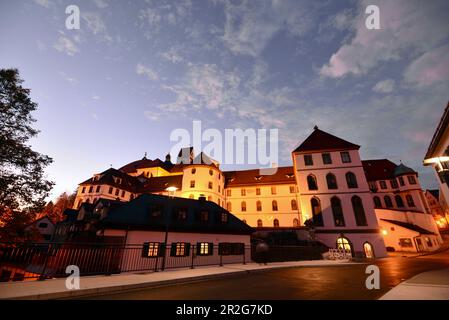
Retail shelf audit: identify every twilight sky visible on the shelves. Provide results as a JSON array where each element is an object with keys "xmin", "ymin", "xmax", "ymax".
[{"xmin": 1, "ymin": 0, "xmax": 449, "ymax": 199}]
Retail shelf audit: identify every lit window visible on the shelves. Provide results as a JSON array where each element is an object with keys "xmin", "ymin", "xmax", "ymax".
[
  {"xmin": 336, "ymin": 237, "xmax": 351, "ymax": 254},
  {"xmin": 171, "ymin": 242, "xmax": 189, "ymax": 257},
  {"xmin": 197, "ymin": 242, "xmax": 213, "ymax": 256}
]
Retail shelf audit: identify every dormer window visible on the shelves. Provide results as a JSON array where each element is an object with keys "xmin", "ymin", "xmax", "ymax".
[
  {"xmin": 285, "ymin": 174, "xmax": 294, "ymax": 178},
  {"xmin": 255, "ymin": 175, "xmax": 262, "ymax": 181}
]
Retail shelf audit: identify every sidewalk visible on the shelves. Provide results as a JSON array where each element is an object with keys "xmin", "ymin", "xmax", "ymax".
[
  {"xmin": 380, "ymin": 268, "xmax": 449, "ymax": 300},
  {"xmin": 0, "ymin": 260, "xmax": 353, "ymax": 300}
]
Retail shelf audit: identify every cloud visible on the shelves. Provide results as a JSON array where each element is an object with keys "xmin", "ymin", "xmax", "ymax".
[
  {"xmin": 136, "ymin": 63, "xmax": 159, "ymax": 81},
  {"xmin": 404, "ymin": 44, "xmax": 449, "ymax": 87},
  {"xmin": 93, "ymin": 0, "xmax": 108, "ymax": 9},
  {"xmin": 160, "ymin": 47, "xmax": 183, "ymax": 63},
  {"xmin": 221, "ymin": 0, "xmax": 312, "ymax": 57},
  {"xmin": 53, "ymin": 36, "xmax": 79, "ymax": 56},
  {"xmin": 372, "ymin": 79, "xmax": 395, "ymax": 93},
  {"xmin": 320, "ymin": 0, "xmax": 449, "ymax": 78},
  {"xmin": 34, "ymin": 0, "xmax": 50, "ymax": 8},
  {"xmin": 82, "ymin": 12, "xmax": 107, "ymax": 35}
]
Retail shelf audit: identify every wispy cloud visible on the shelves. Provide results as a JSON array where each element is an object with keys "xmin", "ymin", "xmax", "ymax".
[
  {"xmin": 136, "ymin": 63, "xmax": 159, "ymax": 81},
  {"xmin": 372, "ymin": 79, "xmax": 395, "ymax": 93},
  {"xmin": 53, "ymin": 36, "xmax": 79, "ymax": 56}
]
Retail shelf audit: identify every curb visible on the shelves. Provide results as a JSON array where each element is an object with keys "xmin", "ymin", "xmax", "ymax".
[{"xmin": 5, "ymin": 262, "xmax": 356, "ymax": 300}]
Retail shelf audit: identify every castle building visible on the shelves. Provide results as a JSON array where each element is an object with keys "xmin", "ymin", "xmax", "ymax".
[{"xmin": 72, "ymin": 127, "xmax": 441, "ymax": 257}]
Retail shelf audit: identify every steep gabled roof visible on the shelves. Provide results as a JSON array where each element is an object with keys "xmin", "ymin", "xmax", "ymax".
[
  {"xmin": 79, "ymin": 168, "xmax": 144, "ymax": 192},
  {"xmin": 139, "ymin": 175, "xmax": 183, "ymax": 193},
  {"xmin": 224, "ymin": 166, "xmax": 295, "ymax": 187},
  {"xmin": 119, "ymin": 157, "xmax": 172, "ymax": 174},
  {"xmin": 362, "ymin": 159, "xmax": 397, "ymax": 181},
  {"xmin": 293, "ymin": 127, "xmax": 360, "ymax": 153},
  {"xmin": 381, "ymin": 219, "xmax": 436, "ymax": 235},
  {"xmin": 394, "ymin": 163, "xmax": 417, "ymax": 177}
]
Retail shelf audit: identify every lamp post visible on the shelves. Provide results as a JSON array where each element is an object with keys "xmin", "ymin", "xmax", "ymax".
[{"xmin": 161, "ymin": 186, "xmax": 178, "ymax": 271}]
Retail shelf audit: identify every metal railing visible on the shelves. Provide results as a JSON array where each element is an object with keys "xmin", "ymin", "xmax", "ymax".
[{"xmin": 0, "ymin": 242, "xmax": 325, "ymax": 282}]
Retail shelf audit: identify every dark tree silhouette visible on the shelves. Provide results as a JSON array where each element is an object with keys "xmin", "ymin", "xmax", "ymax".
[{"xmin": 0, "ymin": 69, "xmax": 54, "ymax": 239}]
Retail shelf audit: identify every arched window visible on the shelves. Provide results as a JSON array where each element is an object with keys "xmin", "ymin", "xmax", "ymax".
[
  {"xmin": 384, "ymin": 195, "xmax": 393, "ymax": 208},
  {"xmin": 326, "ymin": 173, "xmax": 338, "ymax": 189},
  {"xmin": 307, "ymin": 175, "xmax": 318, "ymax": 190},
  {"xmin": 406, "ymin": 195, "xmax": 415, "ymax": 207},
  {"xmin": 85, "ymin": 198, "xmax": 90, "ymax": 204},
  {"xmin": 272, "ymin": 200, "xmax": 278, "ymax": 211},
  {"xmin": 291, "ymin": 199, "xmax": 298, "ymax": 211},
  {"xmin": 395, "ymin": 195, "xmax": 404, "ymax": 208},
  {"xmin": 226, "ymin": 202, "xmax": 231, "ymax": 211},
  {"xmin": 242, "ymin": 219, "xmax": 246, "ymax": 224},
  {"xmin": 331, "ymin": 197, "xmax": 345, "ymax": 227},
  {"xmin": 310, "ymin": 197, "xmax": 323, "ymax": 226},
  {"xmin": 256, "ymin": 201, "xmax": 262, "ymax": 211},
  {"xmin": 191, "ymin": 168, "xmax": 196, "ymax": 174},
  {"xmin": 207, "ymin": 196, "xmax": 212, "ymax": 201},
  {"xmin": 363, "ymin": 242, "xmax": 374, "ymax": 258},
  {"xmin": 241, "ymin": 201, "xmax": 246, "ymax": 212},
  {"xmin": 257, "ymin": 219, "xmax": 262, "ymax": 227},
  {"xmin": 293, "ymin": 218, "xmax": 299, "ymax": 227},
  {"xmin": 336, "ymin": 237, "xmax": 352, "ymax": 255},
  {"xmin": 189, "ymin": 194, "xmax": 194, "ymax": 199},
  {"xmin": 345, "ymin": 172, "xmax": 358, "ymax": 188},
  {"xmin": 352, "ymin": 196, "xmax": 367, "ymax": 226},
  {"xmin": 373, "ymin": 196, "xmax": 381, "ymax": 208},
  {"xmin": 273, "ymin": 219, "xmax": 279, "ymax": 227}
]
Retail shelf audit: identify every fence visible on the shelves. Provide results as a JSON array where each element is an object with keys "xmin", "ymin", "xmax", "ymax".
[{"xmin": 0, "ymin": 242, "xmax": 325, "ymax": 282}]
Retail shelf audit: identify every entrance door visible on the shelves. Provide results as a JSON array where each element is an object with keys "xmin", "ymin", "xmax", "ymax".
[{"xmin": 363, "ymin": 242, "xmax": 374, "ymax": 258}]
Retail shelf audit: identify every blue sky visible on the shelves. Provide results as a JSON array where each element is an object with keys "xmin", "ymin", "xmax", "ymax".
[{"xmin": 1, "ymin": 0, "xmax": 448, "ymax": 199}]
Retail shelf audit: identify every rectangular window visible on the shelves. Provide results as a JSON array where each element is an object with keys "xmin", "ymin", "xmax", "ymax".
[
  {"xmin": 197, "ymin": 242, "xmax": 213, "ymax": 256},
  {"xmin": 271, "ymin": 187, "xmax": 276, "ymax": 195},
  {"xmin": 390, "ymin": 179, "xmax": 398, "ymax": 189},
  {"xmin": 227, "ymin": 189, "xmax": 231, "ymax": 196},
  {"xmin": 208, "ymin": 182, "xmax": 213, "ymax": 189},
  {"xmin": 398, "ymin": 176, "xmax": 405, "ymax": 186},
  {"xmin": 81, "ymin": 186, "xmax": 86, "ymax": 193},
  {"xmin": 218, "ymin": 243, "xmax": 245, "ymax": 255},
  {"xmin": 142, "ymin": 242, "xmax": 162, "ymax": 257},
  {"xmin": 399, "ymin": 238, "xmax": 413, "ymax": 247},
  {"xmin": 221, "ymin": 212, "xmax": 228, "ymax": 223},
  {"xmin": 89, "ymin": 186, "xmax": 93, "ymax": 193},
  {"xmin": 425, "ymin": 237, "xmax": 433, "ymax": 247},
  {"xmin": 108, "ymin": 187, "xmax": 113, "ymax": 194},
  {"xmin": 340, "ymin": 152, "xmax": 351, "ymax": 163},
  {"xmin": 322, "ymin": 153, "xmax": 332, "ymax": 164},
  {"xmin": 304, "ymin": 155, "xmax": 313, "ymax": 166},
  {"xmin": 379, "ymin": 181, "xmax": 387, "ymax": 189},
  {"xmin": 121, "ymin": 190, "xmax": 126, "ymax": 197},
  {"xmin": 218, "ymin": 185, "xmax": 221, "ymax": 193},
  {"xmin": 115, "ymin": 189, "xmax": 119, "ymax": 196},
  {"xmin": 190, "ymin": 180, "xmax": 195, "ymax": 188},
  {"xmin": 96, "ymin": 185, "xmax": 101, "ymax": 193},
  {"xmin": 407, "ymin": 175, "xmax": 417, "ymax": 185},
  {"xmin": 289, "ymin": 186, "xmax": 296, "ymax": 193},
  {"xmin": 170, "ymin": 242, "xmax": 190, "ymax": 257},
  {"xmin": 149, "ymin": 205, "xmax": 162, "ymax": 218},
  {"xmin": 200, "ymin": 210, "xmax": 208, "ymax": 222},
  {"xmin": 256, "ymin": 188, "xmax": 261, "ymax": 195},
  {"xmin": 174, "ymin": 208, "xmax": 187, "ymax": 221},
  {"xmin": 241, "ymin": 189, "xmax": 246, "ymax": 196}
]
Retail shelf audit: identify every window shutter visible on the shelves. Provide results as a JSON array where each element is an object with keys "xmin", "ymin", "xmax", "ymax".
[
  {"xmin": 170, "ymin": 243, "xmax": 177, "ymax": 256},
  {"xmin": 185, "ymin": 243, "xmax": 191, "ymax": 256},
  {"xmin": 142, "ymin": 242, "xmax": 149, "ymax": 258},
  {"xmin": 158, "ymin": 243, "xmax": 166, "ymax": 257},
  {"xmin": 196, "ymin": 243, "xmax": 201, "ymax": 255},
  {"xmin": 208, "ymin": 243, "xmax": 214, "ymax": 256}
]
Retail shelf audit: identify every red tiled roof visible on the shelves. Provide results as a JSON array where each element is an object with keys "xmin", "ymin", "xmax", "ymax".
[
  {"xmin": 362, "ymin": 159, "xmax": 397, "ymax": 181},
  {"xmin": 139, "ymin": 175, "xmax": 183, "ymax": 193},
  {"xmin": 293, "ymin": 128, "xmax": 360, "ymax": 153},
  {"xmin": 224, "ymin": 166, "xmax": 296, "ymax": 187}
]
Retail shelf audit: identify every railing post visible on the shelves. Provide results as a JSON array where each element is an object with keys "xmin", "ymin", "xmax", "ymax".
[
  {"xmin": 220, "ymin": 253, "xmax": 223, "ymax": 267},
  {"xmin": 243, "ymin": 246, "xmax": 246, "ymax": 265},
  {"xmin": 190, "ymin": 245, "xmax": 195, "ymax": 269},
  {"xmin": 38, "ymin": 243, "xmax": 50, "ymax": 281}
]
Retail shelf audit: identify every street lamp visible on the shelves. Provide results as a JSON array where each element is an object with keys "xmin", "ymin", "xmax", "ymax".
[{"xmin": 161, "ymin": 186, "xmax": 178, "ymax": 271}]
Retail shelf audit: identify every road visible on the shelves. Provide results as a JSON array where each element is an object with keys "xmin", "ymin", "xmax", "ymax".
[{"xmin": 85, "ymin": 250, "xmax": 449, "ymax": 300}]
